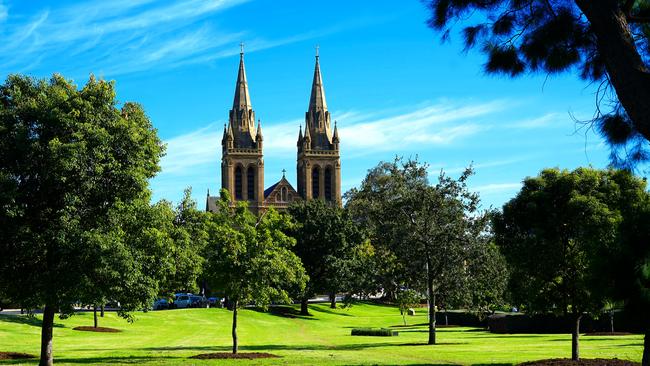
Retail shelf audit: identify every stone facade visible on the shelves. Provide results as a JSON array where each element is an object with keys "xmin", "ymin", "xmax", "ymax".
[{"xmin": 207, "ymin": 50, "xmax": 341, "ymax": 214}]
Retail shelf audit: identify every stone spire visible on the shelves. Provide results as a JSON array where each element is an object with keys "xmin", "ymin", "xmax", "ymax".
[
  {"xmin": 305, "ymin": 50, "xmax": 332, "ymax": 148},
  {"xmin": 333, "ymin": 120, "xmax": 339, "ymax": 142},
  {"xmin": 308, "ymin": 52, "xmax": 328, "ymax": 113},
  {"xmin": 256, "ymin": 119, "xmax": 263, "ymax": 140},
  {"xmin": 233, "ymin": 47, "xmax": 251, "ymax": 110},
  {"xmin": 228, "ymin": 44, "xmax": 256, "ymax": 148}
]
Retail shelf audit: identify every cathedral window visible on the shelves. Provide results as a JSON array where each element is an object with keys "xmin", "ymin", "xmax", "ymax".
[
  {"xmin": 281, "ymin": 187, "xmax": 288, "ymax": 202},
  {"xmin": 247, "ymin": 166, "xmax": 255, "ymax": 200},
  {"xmin": 324, "ymin": 167, "xmax": 332, "ymax": 201},
  {"xmin": 312, "ymin": 167, "xmax": 320, "ymax": 198},
  {"xmin": 235, "ymin": 166, "xmax": 243, "ymax": 200}
]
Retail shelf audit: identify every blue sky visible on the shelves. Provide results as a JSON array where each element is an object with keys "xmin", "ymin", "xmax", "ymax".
[{"xmin": 0, "ymin": 0, "xmax": 620, "ymax": 209}]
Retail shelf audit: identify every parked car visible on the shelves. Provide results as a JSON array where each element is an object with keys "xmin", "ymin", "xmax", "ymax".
[
  {"xmin": 208, "ymin": 297, "xmax": 224, "ymax": 308},
  {"xmin": 172, "ymin": 294, "xmax": 192, "ymax": 309},
  {"xmin": 153, "ymin": 298, "xmax": 169, "ymax": 310},
  {"xmin": 190, "ymin": 295, "xmax": 207, "ymax": 308}
]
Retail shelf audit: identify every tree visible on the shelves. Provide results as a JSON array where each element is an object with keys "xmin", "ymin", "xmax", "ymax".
[
  {"xmin": 592, "ymin": 171, "xmax": 650, "ymax": 366},
  {"xmin": 204, "ymin": 191, "xmax": 307, "ymax": 354},
  {"xmin": 425, "ymin": 0, "xmax": 650, "ymax": 166},
  {"xmin": 346, "ymin": 158, "xmax": 506, "ymax": 345},
  {"xmin": 396, "ymin": 289, "xmax": 422, "ymax": 326},
  {"xmin": 288, "ymin": 199, "xmax": 365, "ymax": 314},
  {"xmin": 492, "ymin": 167, "xmax": 640, "ymax": 360},
  {"xmin": 157, "ymin": 188, "xmax": 209, "ymax": 298},
  {"xmin": 0, "ymin": 74, "xmax": 168, "ymax": 365}
]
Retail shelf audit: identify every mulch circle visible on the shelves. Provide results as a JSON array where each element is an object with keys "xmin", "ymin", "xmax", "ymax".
[
  {"xmin": 0, "ymin": 352, "xmax": 36, "ymax": 360},
  {"xmin": 190, "ymin": 352, "xmax": 280, "ymax": 360},
  {"xmin": 520, "ymin": 358, "xmax": 639, "ymax": 366},
  {"xmin": 584, "ymin": 332, "xmax": 634, "ymax": 336},
  {"xmin": 73, "ymin": 326, "xmax": 121, "ymax": 333}
]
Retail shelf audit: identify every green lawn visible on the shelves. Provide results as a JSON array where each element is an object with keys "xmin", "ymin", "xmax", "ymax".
[{"xmin": 0, "ymin": 302, "xmax": 643, "ymax": 365}]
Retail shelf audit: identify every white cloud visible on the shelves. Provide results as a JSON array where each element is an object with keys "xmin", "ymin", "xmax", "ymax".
[
  {"xmin": 471, "ymin": 182, "xmax": 522, "ymax": 193},
  {"xmin": 160, "ymin": 123, "xmax": 221, "ymax": 174},
  {"xmin": 0, "ymin": 0, "xmax": 386, "ymax": 77},
  {"xmin": 0, "ymin": 1, "xmax": 8, "ymax": 23},
  {"xmin": 157, "ymin": 100, "xmax": 507, "ymax": 179},
  {"xmin": 507, "ymin": 112, "xmax": 564, "ymax": 129}
]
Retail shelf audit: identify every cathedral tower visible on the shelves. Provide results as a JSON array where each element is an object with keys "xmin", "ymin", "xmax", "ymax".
[
  {"xmin": 221, "ymin": 49, "xmax": 265, "ymax": 213},
  {"xmin": 296, "ymin": 53, "xmax": 342, "ymax": 205}
]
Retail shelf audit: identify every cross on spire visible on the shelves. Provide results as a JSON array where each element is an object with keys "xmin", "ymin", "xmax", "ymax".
[
  {"xmin": 240, "ymin": 42, "xmax": 244, "ymax": 55},
  {"xmin": 315, "ymin": 44, "xmax": 319, "ymax": 59},
  {"xmin": 282, "ymin": 169, "xmax": 286, "ymax": 178}
]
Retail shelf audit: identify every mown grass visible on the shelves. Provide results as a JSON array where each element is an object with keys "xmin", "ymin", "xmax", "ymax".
[{"xmin": 0, "ymin": 302, "xmax": 643, "ymax": 365}]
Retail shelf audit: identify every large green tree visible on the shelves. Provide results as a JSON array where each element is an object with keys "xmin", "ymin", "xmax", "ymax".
[
  {"xmin": 347, "ymin": 159, "xmax": 506, "ymax": 345},
  {"xmin": 593, "ymin": 172, "xmax": 650, "ymax": 366},
  {"xmin": 288, "ymin": 199, "xmax": 365, "ymax": 314},
  {"xmin": 204, "ymin": 191, "xmax": 307, "ymax": 354},
  {"xmin": 492, "ymin": 167, "xmax": 645, "ymax": 360},
  {"xmin": 0, "ymin": 74, "xmax": 167, "ymax": 366},
  {"xmin": 426, "ymin": 0, "xmax": 650, "ymax": 166},
  {"xmin": 157, "ymin": 188, "xmax": 209, "ymax": 297}
]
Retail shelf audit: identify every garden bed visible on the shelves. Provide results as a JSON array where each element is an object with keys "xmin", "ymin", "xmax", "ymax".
[
  {"xmin": 0, "ymin": 352, "xmax": 35, "ymax": 360},
  {"xmin": 73, "ymin": 326, "xmax": 121, "ymax": 333}
]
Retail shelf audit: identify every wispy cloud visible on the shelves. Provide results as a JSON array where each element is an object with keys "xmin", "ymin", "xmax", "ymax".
[
  {"xmin": 429, "ymin": 157, "xmax": 530, "ymax": 175},
  {"xmin": 471, "ymin": 182, "xmax": 522, "ymax": 194},
  {"xmin": 160, "ymin": 123, "xmax": 222, "ymax": 174},
  {"xmin": 0, "ymin": 0, "xmax": 370, "ymax": 77},
  {"xmin": 157, "ymin": 99, "xmax": 507, "ymax": 179},
  {"xmin": 0, "ymin": 1, "xmax": 8, "ymax": 23}
]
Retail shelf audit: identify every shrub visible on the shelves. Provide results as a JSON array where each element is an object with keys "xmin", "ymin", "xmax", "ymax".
[{"xmin": 350, "ymin": 328, "xmax": 398, "ymax": 336}]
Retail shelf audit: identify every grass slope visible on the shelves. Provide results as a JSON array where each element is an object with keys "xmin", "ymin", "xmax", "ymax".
[{"xmin": 0, "ymin": 303, "xmax": 643, "ymax": 365}]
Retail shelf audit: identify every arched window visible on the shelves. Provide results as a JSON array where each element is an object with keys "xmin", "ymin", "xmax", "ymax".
[
  {"xmin": 234, "ymin": 166, "xmax": 243, "ymax": 200},
  {"xmin": 281, "ymin": 187, "xmax": 288, "ymax": 202},
  {"xmin": 247, "ymin": 166, "xmax": 255, "ymax": 200},
  {"xmin": 312, "ymin": 166, "xmax": 320, "ymax": 198},
  {"xmin": 324, "ymin": 167, "xmax": 332, "ymax": 201}
]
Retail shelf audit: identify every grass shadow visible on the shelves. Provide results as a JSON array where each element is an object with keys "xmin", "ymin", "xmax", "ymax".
[
  {"xmin": 249, "ymin": 306, "xmax": 316, "ymax": 321},
  {"xmin": 0, "ymin": 314, "xmax": 64, "ymax": 328},
  {"xmin": 143, "ymin": 340, "xmax": 471, "ymax": 353},
  {"xmin": 308, "ymin": 305, "xmax": 353, "ymax": 317}
]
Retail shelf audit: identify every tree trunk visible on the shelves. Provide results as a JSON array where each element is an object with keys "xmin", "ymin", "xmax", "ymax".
[
  {"xmin": 39, "ymin": 305, "xmax": 55, "ymax": 366},
  {"xmin": 231, "ymin": 301, "xmax": 238, "ymax": 354},
  {"xmin": 610, "ymin": 311, "xmax": 614, "ymax": 333},
  {"xmin": 574, "ymin": 1, "xmax": 650, "ymax": 141},
  {"xmin": 300, "ymin": 297, "xmax": 309, "ymax": 316},
  {"xmin": 93, "ymin": 306, "xmax": 98, "ymax": 328},
  {"xmin": 329, "ymin": 292, "xmax": 336, "ymax": 309},
  {"xmin": 445, "ymin": 312, "xmax": 448, "ymax": 326},
  {"xmin": 427, "ymin": 278, "xmax": 436, "ymax": 345},
  {"xmin": 572, "ymin": 313, "xmax": 582, "ymax": 361},
  {"xmin": 642, "ymin": 328, "xmax": 649, "ymax": 366},
  {"xmin": 100, "ymin": 305, "xmax": 104, "ymax": 318}
]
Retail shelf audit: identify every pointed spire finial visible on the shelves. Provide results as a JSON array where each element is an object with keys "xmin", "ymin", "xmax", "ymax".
[
  {"xmin": 240, "ymin": 41, "xmax": 244, "ymax": 56},
  {"xmin": 256, "ymin": 119, "xmax": 263, "ymax": 137},
  {"xmin": 315, "ymin": 44, "xmax": 319, "ymax": 59}
]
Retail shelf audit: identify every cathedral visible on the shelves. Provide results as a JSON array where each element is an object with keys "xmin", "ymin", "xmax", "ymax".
[{"xmin": 206, "ymin": 49, "xmax": 341, "ymax": 214}]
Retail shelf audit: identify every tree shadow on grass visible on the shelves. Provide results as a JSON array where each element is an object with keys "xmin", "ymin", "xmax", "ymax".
[
  {"xmin": 30, "ymin": 355, "xmax": 182, "ymax": 365},
  {"xmin": 248, "ymin": 306, "xmax": 316, "ymax": 321},
  {"xmin": 308, "ymin": 305, "xmax": 353, "ymax": 317},
  {"xmin": 141, "ymin": 340, "xmax": 470, "ymax": 353},
  {"xmin": 0, "ymin": 314, "xmax": 64, "ymax": 328}
]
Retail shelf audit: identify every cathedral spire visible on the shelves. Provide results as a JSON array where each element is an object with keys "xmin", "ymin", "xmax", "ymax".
[
  {"xmin": 256, "ymin": 119, "xmax": 263, "ymax": 140},
  {"xmin": 232, "ymin": 45, "xmax": 252, "ymax": 110},
  {"xmin": 308, "ymin": 50, "xmax": 327, "ymax": 113}
]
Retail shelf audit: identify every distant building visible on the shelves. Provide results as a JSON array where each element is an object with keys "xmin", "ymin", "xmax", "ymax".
[{"xmin": 207, "ymin": 49, "xmax": 341, "ymax": 214}]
